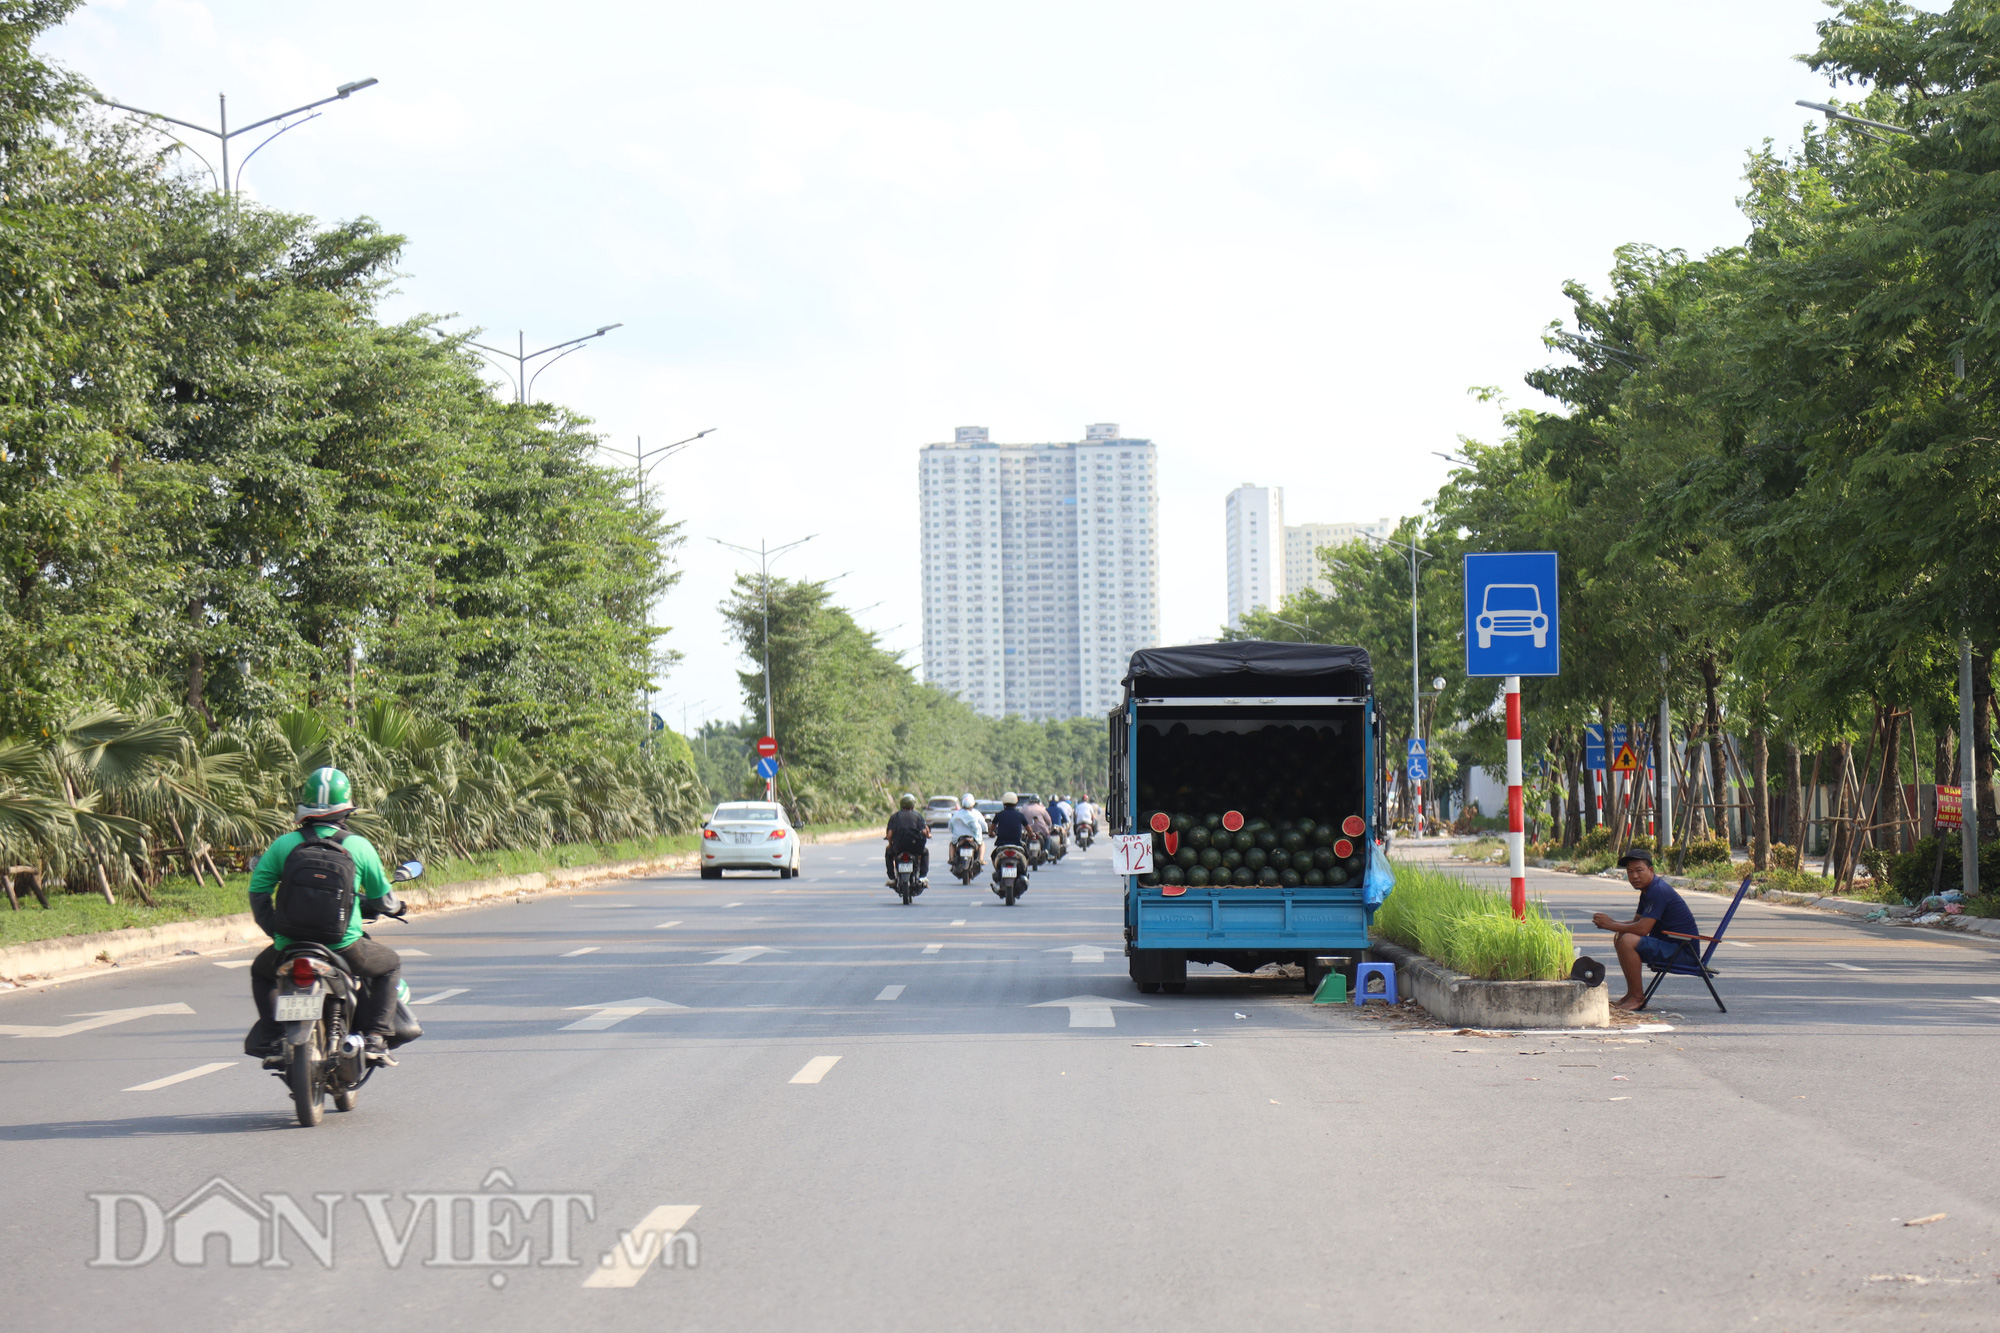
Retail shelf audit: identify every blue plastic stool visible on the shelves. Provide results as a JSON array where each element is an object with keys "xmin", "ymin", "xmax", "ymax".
[{"xmin": 1353, "ymin": 961, "xmax": 1398, "ymax": 1006}]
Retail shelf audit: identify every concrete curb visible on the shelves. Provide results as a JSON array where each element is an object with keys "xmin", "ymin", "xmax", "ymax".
[
  {"xmin": 0, "ymin": 826, "xmax": 877, "ymax": 989},
  {"xmin": 1367, "ymin": 938, "xmax": 1611, "ymax": 1029}
]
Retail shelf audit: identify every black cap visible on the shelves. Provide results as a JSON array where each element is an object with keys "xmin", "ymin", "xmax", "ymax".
[{"xmin": 1616, "ymin": 848, "xmax": 1654, "ymax": 868}]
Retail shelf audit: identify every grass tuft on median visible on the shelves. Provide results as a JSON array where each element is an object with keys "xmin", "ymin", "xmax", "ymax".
[{"xmin": 1374, "ymin": 863, "xmax": 1575, "ymax": 981}]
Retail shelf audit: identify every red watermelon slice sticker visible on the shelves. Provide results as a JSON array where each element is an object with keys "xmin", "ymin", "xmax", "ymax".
[
  {"xmin": 1163, "ymin": 832, "xmax": 1179, "ymax": 856},
  {"xmin": 1341, "ymin": 815, "xmax": 1365, "ymax": 838},
  {"xmin": 1333, "ymin": 838, "xmax": 1354, "ymax": 859},
  {"xmin": 1221, "ymin": 810, "xmax": 1244, "ymax": 832},
  {"xmin": 1149, "ymin": 812, "xmax": 1172, "ymax": 833}
]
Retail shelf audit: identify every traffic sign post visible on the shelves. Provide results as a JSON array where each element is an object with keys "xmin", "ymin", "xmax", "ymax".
[
  {"xmin": 755, "ymin": 736, "xmax": 778, "ymax": 759},
  {"xmin": 1406, "ymin": 738, "xmax": 1429, "ymax": 834},
  {"xmin": 754, "ymin": 755, "xmax": 779, "ymax": 780},
  {"xmin": 1466, "ymin": 553, "xmax": 1561, "ymax": 919}
]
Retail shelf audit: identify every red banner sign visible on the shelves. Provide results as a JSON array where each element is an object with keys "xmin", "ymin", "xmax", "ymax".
[{"xmin": 1937, "ymin": 784, "xmax": 1962, "ymax": 831}]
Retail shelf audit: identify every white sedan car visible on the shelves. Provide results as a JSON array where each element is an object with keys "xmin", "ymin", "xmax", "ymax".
[{"xmin": 700, "ymin": 802, "xmax": 802, "ymax": 879}]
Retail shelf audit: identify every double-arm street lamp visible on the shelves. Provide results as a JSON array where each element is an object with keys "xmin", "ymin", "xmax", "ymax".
[
  {"xmin": 711, "ymin": 536, "xmax": 816, "ymax": 796},
  {"xmin": 443, "ymin": 325, "xmax": 624, "ymax": 405},
  {"xmin": 598, "ymin": 429, "xmax": 717, "ymax": 500},
  {"xmin": 94, "ymin": 78, "xmax": 379, "ymax": 199}
]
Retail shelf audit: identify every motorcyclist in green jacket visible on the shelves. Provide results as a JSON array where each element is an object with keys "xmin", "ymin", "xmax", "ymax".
[{"xmin": 243, "ymin": 767, "xmax": 406, "ymax": 1064}]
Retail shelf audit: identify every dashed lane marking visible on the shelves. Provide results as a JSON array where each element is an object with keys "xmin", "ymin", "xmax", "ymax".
[
  {"xmin": 951, "ymin": 919, "xmax": 966, "ymax": 926},
  {"xmin": 707, "ymin": 946, "xmax": 786, "ymax": 965},
  {"xmin": 562, "ymin": 947, "xmax": 600, "ymax": 958},
  {"xmin": 724, "ymin": 902, "xmax": 744, "ymax": 908},
  {"xmin": 1827, "ymin": 962, "xmax": 1869, "ymax": 972},
  {"xmin": 124, "ymin": 1061, "xmax": 236, "ymax": 1092},
  {"xmin": 789, "ymin": 1055, "xmax": 842, "ymax": 1084},
  {"xmin": 1976, "ymin": 996, "xmax": 2000, "ymax": 1005},
  {"xmin": 922, "ymin": 944, "xmax": 943, "ymax": 955},
  {"xmin": 398, "ymin": 949, "xmax": 430, "ymax": 956},
  {"xmin": 212, "ymin": 960, "xmax": 253, "ymax": 969},
  {"xmin": 582, "ymin": 1205, "xmax": 701, "ymax": 1289},
  {"xmin": 411, "ymin": 988, "xmax": 467, "ymax": 1005},
  {"xmin": 875, "ymin": 985, "xmax": 905, "ymax": 1001},
  {"xmin": 652, "ymin": 921, "xmax": 683, "ymax": 930}
]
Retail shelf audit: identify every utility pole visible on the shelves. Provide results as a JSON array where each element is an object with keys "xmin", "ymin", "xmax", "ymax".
[
  {"xmin": 1962, "ymin": 635, "xmax": 1980, "ymax": 895},
  {"xmin": 1362, "ymin": 532, "xmax": 1436, "ymax": 827},
  {"xmin": 596, "ymin": 430, "xmax": 716, "ymax": 501},
  {"xmin": 95, "ymin": 78, "xmax": 378, "ymax": 200},
  {"xmin": 1659, "ymin": 654, "xmax": 1673, "ymax": 855},
  {"xmin": 712, "ymin": 536, "xmax": 815, "ymax": 796}
]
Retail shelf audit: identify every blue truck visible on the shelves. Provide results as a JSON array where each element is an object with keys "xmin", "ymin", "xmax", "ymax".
[{"xmin": 1109, "ymin": 642, "xmax": 1381, "ymax": 995}]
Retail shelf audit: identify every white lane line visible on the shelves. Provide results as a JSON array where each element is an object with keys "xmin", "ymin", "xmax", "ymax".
[
  {"xmin": 724, "ymin": 902, "xmax": 743, "ymax": 908},
  {"xmin": 950, "ymin": 919, "xmax": 966, "ymax": 926},
  {"xmin": 411, "ymin": 988, "xmax": 467, "ymax": 1005},
  {"xmin": 1975, "ymin": 996, "xmax": 2000, "ymax": 1005},
  {"xmin": 652, "ymin": 921, "xmax": 683, "ymax": 930},
  {"xmin": 398, "ymin": 949, "xmax": 430, "ymax": 956},
  {"xmin": 1046, "ymin": 944, "xmax": 1107, "ymax": 963},
  {"xmin": 789, "ymin": 1055, "xmax": 842, "ymax": 1084},
  {"xmin": 922, "ymin": 943, "xmax": 943, "ymax": 955},
  {"xmin": 124, "ymin": 1061, "xmax": 236, "ymax": 1092},
  {"xmin": 706, "ymin": 946, "xmax": 784, "ymax": 965},
  {"xmin": 582, "ymin": 1204, "xmax": 701, "ymax": 1288},
  {"xmin": 875, "ymin": 985, "xmax": 905, "ymax": 1001},
  {"xmin": 562, "ymin": 998, "xmax": 688, "ymax": 1031},
  {"xmin": 212, "ymin": 960, "xmax": 253, "ymax": 969},
  {"xmin": 1827, "ymin": 962, "xmax": 1869, "ymax": 972},
  {"xmin": 562, "ymin": 947, "xmax": 600, "ymax": 958},
  {"xmin": 1725, "ymin": 941, "xmax": 1755, "ymax": 948}
]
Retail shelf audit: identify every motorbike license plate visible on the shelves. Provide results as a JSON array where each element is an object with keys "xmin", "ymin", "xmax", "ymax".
[
  {"xmin": 1000, "ymin": 865, "xmax": 1017, "ymax": 879},
  {"xmin": 275, "ymin": 989, "xmax": 323, "ymax": 1021}
]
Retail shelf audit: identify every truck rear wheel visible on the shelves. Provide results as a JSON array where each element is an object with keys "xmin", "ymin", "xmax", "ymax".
[
  {"xmin": 1137, "ymin": 981, "xmax": 1160, "ymax": 994},
  {"xmin": 1161, "ymin": 982, "xmax": 1185, "ymax": 994}
]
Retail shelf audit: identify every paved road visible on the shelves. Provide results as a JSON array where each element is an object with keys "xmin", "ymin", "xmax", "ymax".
[{"xmin": 2, "ymin": 837, "xmax": 1997, "ymax": 1328}]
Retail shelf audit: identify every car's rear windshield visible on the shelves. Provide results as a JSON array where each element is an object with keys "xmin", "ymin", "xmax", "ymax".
[
  {"xmin": 928, "ymin": 798, "xmax": 958, "ymax": 809},
  {"xmin": 714, "ymin": 805, "xmax": 782, "ymax": 821}
]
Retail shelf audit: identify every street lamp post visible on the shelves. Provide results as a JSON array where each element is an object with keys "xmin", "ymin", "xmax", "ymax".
[
  {"xmin": 95, "ymin": 78, "xmax": 379, "ymax": 199},
  {"xmin": 1362, "ymin": 530, "xmax": 1437, "ymax": 790},
  {"xmin": 441, "ymin": 325, "xmax": 624, "ymax": 404},
  {"xmin": 711, "ymin": 535, "xmax": 816, "ymax": 797},
  {"xmin": 1266, "ymin": 615, "xmax": 1319, "ymax": 643},
  {"xmin": 597, "ymin": 430, "xmax": 717, "ymax": 500}
]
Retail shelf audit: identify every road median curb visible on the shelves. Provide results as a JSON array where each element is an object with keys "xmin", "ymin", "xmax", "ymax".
[{"xmin": 1367, "ymin": 938, "xmax": 1611, "ymax": 1028}]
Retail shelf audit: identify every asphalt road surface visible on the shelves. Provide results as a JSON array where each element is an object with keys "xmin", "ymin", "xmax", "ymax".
[{"xmin": 3, "ymin": 836, "xmax": 1998, "ymax": 1329}]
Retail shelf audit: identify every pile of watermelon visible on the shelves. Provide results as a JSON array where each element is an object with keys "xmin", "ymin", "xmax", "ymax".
[{"xmin": 1139, "ymin": 811, "xmax": 1366, "ymax": 888}]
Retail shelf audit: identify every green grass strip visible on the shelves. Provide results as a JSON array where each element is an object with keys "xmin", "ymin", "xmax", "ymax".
[{"xmin": 1373, "ymin": 862, "xmax": 1575, "ymax": 981}]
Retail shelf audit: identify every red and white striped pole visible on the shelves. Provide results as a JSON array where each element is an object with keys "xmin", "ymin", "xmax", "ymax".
[{"xmin": 1505, "ymin": 674, "xmax": 1525, "ymax": 919}]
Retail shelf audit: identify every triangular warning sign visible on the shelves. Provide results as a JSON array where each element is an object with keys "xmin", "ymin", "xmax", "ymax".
[{"xmin": 1611, "ymin": 742, "xmax": 1640, "ymax": 772}]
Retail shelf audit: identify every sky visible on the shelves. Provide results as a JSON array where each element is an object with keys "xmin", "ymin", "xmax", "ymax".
[{"xmin": 42, "ymin": 0, "xmax": 1856, "ymax": 736}]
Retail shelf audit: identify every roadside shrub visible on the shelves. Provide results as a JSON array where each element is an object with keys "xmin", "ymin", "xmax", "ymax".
[
  {"xmin": 1878, "ymin": 835, "xmax": 2000, "ymax": 900},
  {"xmin": 1374, "ymin": 863, "xmax": 1574, "ymax": 981},
  {"xmin": 1768, "ymin": 842, "xmax": 1801, "ymax": 871},
  {"xmin": 1579, "ymin": 826, "xmax": 1613, "ymax": 854},
  {"xmin": 1756, "ymin": 865, "xmax": 1826, "ymax": 896},
  {"xmin": 1965, "ymin": 893, "xmax": 2000, "ymax": 919}
]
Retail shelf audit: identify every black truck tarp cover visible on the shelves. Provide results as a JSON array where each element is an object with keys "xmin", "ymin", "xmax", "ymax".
[{"xmin": 1122, "ymin": 641, "xmax": 1371, "ymax": 697}]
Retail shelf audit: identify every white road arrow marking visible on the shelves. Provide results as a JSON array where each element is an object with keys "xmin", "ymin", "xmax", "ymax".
[
  {"xmin": 124, "ymin": 1061, "xmax": 236, "ymax": 1092},
  {"xmin": 0, "ymin": 1002, "xmax": 195, "ymax": 1039},
  {"xmin": 706, "ymin": 946, "xmax": 786, "ymax": 965},
  {"xmin": 1029, "ymin": 994, "xmax": 1147, "ymax": 1028},
  {"xmin": 1045, "ymin": 944, "xmax": 1110, "ymax": 963},
  {"xmin": 583, "ymin": 1204, "xmax": 701, "ymax": 1288},
  {"xmin": 560, "ymin": 998, "xmax": 689, "ymax": 1031}
]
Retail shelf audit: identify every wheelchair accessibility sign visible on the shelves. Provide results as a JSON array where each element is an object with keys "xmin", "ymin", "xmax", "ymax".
[{"xmin": 1464, "ymin": 552, "xmax": 1560, "ymax": 677}]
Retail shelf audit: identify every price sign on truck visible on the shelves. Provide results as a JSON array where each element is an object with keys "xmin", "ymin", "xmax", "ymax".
[{"xmin": 1110, "ymin": 834, "xmax": 1154, "ymax": 876}]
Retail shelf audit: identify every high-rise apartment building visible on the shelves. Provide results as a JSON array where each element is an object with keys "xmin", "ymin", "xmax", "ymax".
[
  {"xmin": 1224, "ymin": 484, "xmax": 1284, "ymax": 628},
  {"xmin": 1283, "ymin": 518, "xmax": 1395, "ymax": 599},
  {"xmin": 919, "ymin": 424, "xmax": 1159, "ymax": 721}
]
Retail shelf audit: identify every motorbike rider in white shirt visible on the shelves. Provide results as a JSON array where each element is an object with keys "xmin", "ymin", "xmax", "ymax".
[{"xmin": 947, "ymin": 793, "xmax": 986, "ymax": 874}]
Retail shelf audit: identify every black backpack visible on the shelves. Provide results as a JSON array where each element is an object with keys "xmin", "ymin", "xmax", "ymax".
[{"xmin": 272, "ymin": 826, "xmax": 357, "ymax": 944}]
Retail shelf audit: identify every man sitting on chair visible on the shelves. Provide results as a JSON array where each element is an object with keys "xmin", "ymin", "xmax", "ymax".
[{"xmin": 1591, "ymin": 848, "xmax": 1700, "ymax": 1012}]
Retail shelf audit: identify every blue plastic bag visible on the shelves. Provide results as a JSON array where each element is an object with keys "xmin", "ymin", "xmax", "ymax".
[{"xmin": 1364, "ymin": 839, "xmax": 1395, "ymax": 906}]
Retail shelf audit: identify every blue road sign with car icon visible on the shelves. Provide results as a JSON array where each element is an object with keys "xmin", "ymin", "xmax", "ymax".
[{"xmin": 1464, "ymin": 552, "xmax": 1560, "ymax": 677}]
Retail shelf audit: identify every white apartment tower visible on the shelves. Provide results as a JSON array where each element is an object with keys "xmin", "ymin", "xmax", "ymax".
[
  {"xmin": 1283, "ymin": 518, "xmax": 1395, "ymax": 599},
  {"xmin": 919, "ymin": 424, "xmax": 1159, "ymax": 721},
  {"xmin": 1224, "ymin": 484, "xmax": 1284, "ymax": 628}
]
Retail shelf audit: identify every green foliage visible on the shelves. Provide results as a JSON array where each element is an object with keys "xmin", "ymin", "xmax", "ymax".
[
  {"xmin": 1876, "ymin": 834, "xmax": 2000, "ymax": 900},
  {"xmin": 1373, "ymin": 863, "xmax": 1575, "ymax": 981},
  {"xmin": 718, "ymin": 575, "xmax": 1107, "ymax": 821}
]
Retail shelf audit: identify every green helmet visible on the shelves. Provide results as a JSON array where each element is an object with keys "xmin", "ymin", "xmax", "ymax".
[
  {"xmin": 899, "ymin": 793, "xmax": 917, "ymax": 810},
  {"xmin": 297, "ymin": 766, "xmax": 356, "ymax": 822}
]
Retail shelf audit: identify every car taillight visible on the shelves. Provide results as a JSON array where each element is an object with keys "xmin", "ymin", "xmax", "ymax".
[
  {"xmin": 768, "ymin": 828, "xmax": 786, "ymax": 839},
  {"xmin": 703, "ymin": 828, "xmax": 719, "ymax": 840},
  {"xmin": 291, "ymin": 957, "xmax": 316, "ymax": 985}
]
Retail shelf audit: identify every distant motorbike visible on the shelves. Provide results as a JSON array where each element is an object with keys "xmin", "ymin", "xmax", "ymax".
[
  {"xmin": 991, "ymin": 844, "xmax": 1029, "ymax": 906},
  {"xmin": 891, "ymin": 850, "xmax": 925, "ymax": 904},
  {"xmin": 949, "ymin": 835, "xmax": 982, "ymax": 885},
  {"xmin": 271, "ymin": 860, "xmax": 425, "ymax": 1128},
  {"xmin": 1074, "ymin": 821, "xmax": 1096, "ymax": 851},
  {"xmin": 1050, "ymin": 826, "xmax": 1068, "ymax": 862},
  {"xmin": 1025, "ymin": 834, "xmax": 1048, "ymax": 868}
]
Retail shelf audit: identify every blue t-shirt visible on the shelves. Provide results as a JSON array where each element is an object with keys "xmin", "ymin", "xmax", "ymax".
[
  {"xmin": 991, "ymin": 806, "xmax": 1029, "ymax": 846},
  {"xmin": 1635, "ymin": 876, "xmax": 1698, "ymax": 941}
]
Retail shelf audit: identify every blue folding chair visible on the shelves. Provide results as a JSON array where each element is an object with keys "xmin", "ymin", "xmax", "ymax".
[{"xmin": 1640, "ymin": 874, "xmax": 1754, "ymax": 1013}]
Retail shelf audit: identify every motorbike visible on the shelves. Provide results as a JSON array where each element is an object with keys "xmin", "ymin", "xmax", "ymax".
[
  {"xmin": 991, "ymin": 844, "xmax": 1029, "ymax": 906},
  {"xmin": 949, "ymin": 834, "xmax": 982, "ymax": 885},
  {"xmin": 1074, "ymin": 821, "xmax": 1095, "ymax": 851},
  {"xmin": 891, "ymin": 848, "xmax": 926, "ymax": 904},
  {"xmin": 271, "ymin": 860, "xmax": 425, "ymax": 1128},
  {"xmin": 1050, "ymin": 826, "xmax": 1068, "ymax": 862},
  {"xmin": 1025, "ymin": 833, "xmax": 1047, "ymax": 868}
]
